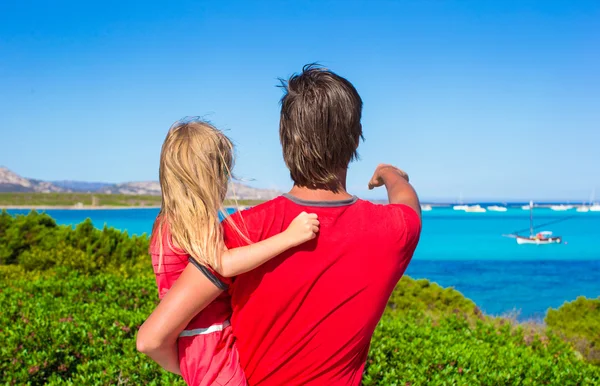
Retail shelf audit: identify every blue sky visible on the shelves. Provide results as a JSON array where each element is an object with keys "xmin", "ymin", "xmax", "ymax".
[{"xmin": 1, "ymin": 0, "xmax": 599, "ymax": 201}]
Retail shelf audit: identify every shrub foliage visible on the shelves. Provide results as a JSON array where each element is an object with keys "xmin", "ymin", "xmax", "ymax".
[
  {"xmin": 0, "ymin": 211, "xmax": 598, "ymax": 385},
  {"xmin": 546, "ymin": 296, "xmax": 600, "ymax": 365}
]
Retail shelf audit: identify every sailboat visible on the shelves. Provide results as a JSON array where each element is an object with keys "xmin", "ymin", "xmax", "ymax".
[
  {"xmin": 589, "ymin": 189, "xmax": 600, "ymax": 212},
  {"xmin": 453, "ymin": 192, "xmax": 468, "ymax": 211},
  {"xmin": 578, "ymin": 189, "xmax": 600, "ymax": 212},
  {"xmin": 576, "ymin": 205, "xmax": 590, "ymax": 213},
  {"xmin": 505, "ymin": 201, "xmax": 562, "ymax": 245}
]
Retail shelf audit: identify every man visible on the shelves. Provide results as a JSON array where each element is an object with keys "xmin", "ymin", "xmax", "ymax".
[{"xmin": 139, "ymin": 64, "xmax": 421, "ymax": 385}]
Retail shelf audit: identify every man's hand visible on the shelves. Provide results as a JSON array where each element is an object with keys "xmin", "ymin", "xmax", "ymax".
[
  {"xmin": 367, "ymin": 163, "xmax": 420, "ymax": 218},
  {"xmin": 368, "ymin": 164, "xmax": 409, "ymax": 190}
]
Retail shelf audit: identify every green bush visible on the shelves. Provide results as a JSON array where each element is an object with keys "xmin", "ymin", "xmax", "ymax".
[
  {"xmin": 386, "ymin": 276, "xmax": 479, "ymax": 320},
  {"xmin": 1, "ymin": 210, "xmax": 150, "ymax": 274},
  {"xmin": 0, "ymin": 210, "xmax": 59, "ymax": 264},
  {"xmin": 546, "ymin": 296, "xmax": 600, "ymax": 365},
  {"xmin": 364, "ymin": 314, "xmax": 600, "ymax": 385},
  {"xmin": 0, "ymin": 267, "xmax": 183, "ymax": 385},
  {"xmin": 1, "ymin": 211, "xmax": 599, "ymax": 385},
  {"xmin": 364, "ymin": 277, "xmax": 600, "ymax": 385}
]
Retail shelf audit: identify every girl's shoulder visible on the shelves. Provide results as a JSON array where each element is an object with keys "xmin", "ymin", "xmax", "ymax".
[{"xmin": 150, "ymin": 221, "xmax": 187, "ymax": 257}]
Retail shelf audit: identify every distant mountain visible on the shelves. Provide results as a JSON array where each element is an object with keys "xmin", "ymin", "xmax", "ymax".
[
  {"xmin": 0, "ymin": 167, "xmax": 281, "ymax": 200},
  {"xmin": 98, "ymin": 180, "xmax": 281, "ymax": 200},
  {"xmin": 226, "ymin": 182, "xmax": 281, "ymax": 200},
  {"xmin": 100, "ymin": 181, "xmax": 161, "ymax": 196},
  {"xmin": 51, "ymin": 180, "xmax": 114, "ymax": 192},
  {"xmin": 0, "ymin": 167, "xmax": 64, "ymax": 193}
]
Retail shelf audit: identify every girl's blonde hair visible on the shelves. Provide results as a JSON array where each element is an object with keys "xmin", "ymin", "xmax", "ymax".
[{"xmin": 151, "ymin": 118, "xmax": 244, "ymax": 271}]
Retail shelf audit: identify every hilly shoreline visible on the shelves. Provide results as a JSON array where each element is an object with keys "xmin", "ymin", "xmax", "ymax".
[{"xmin": 0, "ymin": 167, "xmax": 280, "ymax": 207}]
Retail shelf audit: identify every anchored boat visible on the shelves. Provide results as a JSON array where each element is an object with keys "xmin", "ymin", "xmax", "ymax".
[
  {"xmin": 464, "ymin": 205, "xmax": 486, "ymax": 213},
  {"xmin": 516, "ymin": 231, "xmax": 561, "ymax": 245},
  {"xmin": 587, "ymin": 189, "xmax": 600, "ymax": 212},
  {"xmin": 453, "ymin": 205, "xmax": 469, "ymax": 211},
  {"xmin": 550, "ymin": 204, "xmax": 573, "ymax": 211},
  {"xmin": 505, "ymin": 201, "xmax": 562, "ymax": 245}
]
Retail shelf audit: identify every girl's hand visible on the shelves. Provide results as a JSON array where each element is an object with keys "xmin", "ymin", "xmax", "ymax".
[{"xmin": 285, "ymin": 212, "xmax": 320, "ymax": 247}]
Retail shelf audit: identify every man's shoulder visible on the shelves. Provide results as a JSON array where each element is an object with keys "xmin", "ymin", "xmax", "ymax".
[
  {"xmin": 354, "ymin": 199, "xmax": 419, "ymax": 219},
  {"xmin": 353, "ymin": 199, "xmax": 421, "ymax": 245},
  {"xmin": 223, "ymin": 196, "xmax": 287, "ymax": 244},
  {"xmin": 229, "ymin": 196, "xmax": 286, "ymax": 223}
]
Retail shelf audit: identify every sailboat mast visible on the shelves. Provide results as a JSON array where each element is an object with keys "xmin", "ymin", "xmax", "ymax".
[{"xmin": 529, "ymin": 200, "xmax": 534, "ymax": 236}]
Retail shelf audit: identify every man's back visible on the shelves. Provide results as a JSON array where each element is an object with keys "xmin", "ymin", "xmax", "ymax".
[{"xmin": 223, "ymin": 194, "xmax": 421, "ymax": 385}]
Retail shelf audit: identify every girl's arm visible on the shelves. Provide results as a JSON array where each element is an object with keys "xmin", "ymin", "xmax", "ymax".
[
  {"xmin": 137, "ymin": 212, "xmax": 319, "ymax": 373},
  {"xmin": 136, "ymin": 264, "xmax": 223, "ymax": 374},
  {"xmin": 217, "ymin": 212, "xmax": 319, "ymax": 277}
]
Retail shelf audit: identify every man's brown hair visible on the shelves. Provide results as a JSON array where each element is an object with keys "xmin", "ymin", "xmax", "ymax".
[{"xmin": 279, "ymin": 64, "xmax": 363, "ymax": 191}]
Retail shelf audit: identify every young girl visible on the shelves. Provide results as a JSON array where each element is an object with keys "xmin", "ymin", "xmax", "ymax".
[{"xmin": 147, "ymin": 119, "xmax": 319, "ymax": 385}]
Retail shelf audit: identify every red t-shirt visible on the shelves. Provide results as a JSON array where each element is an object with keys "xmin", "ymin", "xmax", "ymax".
[{"xmin": 221, "ymin": 194, "xmax": 421, "ymax": 386}]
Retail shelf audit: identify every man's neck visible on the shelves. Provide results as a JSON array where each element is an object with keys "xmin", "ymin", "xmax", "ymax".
[
  {"xmin": 288, "ymin": 186, "xmax": 353, "ymax": 202},
  {"xmin": 287, "ymin": 169, "xmax": 353, "ymax": 201}
]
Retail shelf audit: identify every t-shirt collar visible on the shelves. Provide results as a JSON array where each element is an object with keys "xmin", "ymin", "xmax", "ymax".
[{"xmin": 282, "ymin": 193, "xmax": 359, "ymax": 207}]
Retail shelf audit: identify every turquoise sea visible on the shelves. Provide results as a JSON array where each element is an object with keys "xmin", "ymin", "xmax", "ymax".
[{"xmin": 6, "ymin": 206, "xmax": 600, "ymax": 320}]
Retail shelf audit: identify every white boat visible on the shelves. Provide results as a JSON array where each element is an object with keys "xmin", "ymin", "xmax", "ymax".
[
  {"xmin": 504, "ymin": 201, "xmax": 562, "ymax": 245},
  {"xmin": 420, "ymin": 204, "xmax": 432, "ymax": 211},
  {"xmin": 453, "ymin": 205, "xmax": 469, "ymax": 211},
  {"xmin": 521, "ymin": 205, "xmax": 532, "ymax": 210},
  {"xmin": 464, "ymin": 205, "xmax": 486, "ymax": 213},
  {"xmin": 550, "ymin": 205, "xmax": 573, "ymax": 211},
  {"xmin": 574, "ymin": 189, "xmax": 599, "ymax": 212},
  {"xmin": 587, "ymin": 189, "xmax": 599, "ymax": 211},
  {"xmin": 516, "ymin": 231, "xmax": 561, "ymax": 245},
  {"xmin": 487, "ymin": 205, "xmax": 507, "ymax": 212},
  {"xmin": 453, "ymin": 192, "xmax": 468, "ymax": 210}
]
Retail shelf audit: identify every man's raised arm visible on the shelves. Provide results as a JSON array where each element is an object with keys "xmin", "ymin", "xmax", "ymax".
[{"xmin": 368, "ymin": 164, "xmax": 421, "ymax": 218}]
